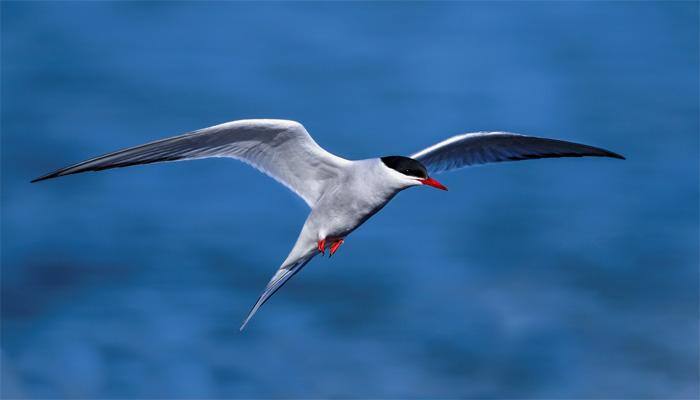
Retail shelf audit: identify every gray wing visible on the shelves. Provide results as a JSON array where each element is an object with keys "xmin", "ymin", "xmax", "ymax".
[
  {"xmin": 32, "ymin": 119, "xmax": 349, "ymax": 207},
  {"xmin": 410, "ymin": 132, "xmax": 624, "ymax": 174}
]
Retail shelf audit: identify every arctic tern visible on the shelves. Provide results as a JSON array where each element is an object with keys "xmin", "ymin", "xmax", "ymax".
[{"xmin": 31, "ymin": 119, "xmax": 624, "ymax": 330}]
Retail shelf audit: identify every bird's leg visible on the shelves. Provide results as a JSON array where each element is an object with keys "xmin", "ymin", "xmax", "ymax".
[
  {"xmin": 329, "ymin": 238, "xmax": 345, "ymax": 257},
  {"xmin": 317, "ymin": 239, "xmax": 326, "ymax": 255}
]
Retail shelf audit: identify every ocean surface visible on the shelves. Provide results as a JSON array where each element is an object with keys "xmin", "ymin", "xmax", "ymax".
[{"xmin": 2, "ymin": 2, "xmax": 698, "ymax": 398}]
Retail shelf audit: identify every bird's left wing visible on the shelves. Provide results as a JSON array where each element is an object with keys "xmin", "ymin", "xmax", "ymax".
[
  {"xmin": 411, "ymin": 132, "xmax": 624, "ymax": 174},
  {"xmin": 32, "ymin": 119, "xmax": 348, "ymax": 208}
]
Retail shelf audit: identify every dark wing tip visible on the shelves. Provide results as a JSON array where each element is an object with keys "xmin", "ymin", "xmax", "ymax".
[
  {"xmin": 31, "ymin": 172, "xmax": 61, "ymax": 183},
  {"xmin": 607, "ymin": 151, "xmax": 626, "ymax": 160},
  {"xmin": 30, "ymin": 168, "xmax": 76, "ymax": 183},
  {"xmin": 593, "ymin": 147, "xmax": 625, "ymax": 160},
  {"xmin": 554, "ymin": 140, "xmax": 625, "ymax": 161}
]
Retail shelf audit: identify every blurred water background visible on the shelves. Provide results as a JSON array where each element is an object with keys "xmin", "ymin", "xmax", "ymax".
[{"xmin": 2, "ymin": 1, "xmax": 698, "ymax": 399}]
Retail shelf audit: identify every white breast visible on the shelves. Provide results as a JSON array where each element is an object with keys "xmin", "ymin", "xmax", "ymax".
[{"xmin": 304, "ymin": 159, "xmax": 411, "ymax": 240}]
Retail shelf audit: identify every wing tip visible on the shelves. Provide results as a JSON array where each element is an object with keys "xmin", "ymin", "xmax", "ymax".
[
  {"xmin": 31, "ymin": 166, "xmax": 81, "ymax": 183},
  {"xmin": 30, "ymin": 172, "xmax": 61, "ymax": 183},
  {"xmin": 596, "ymin": 148, "xmax": 626, "ymax": 160}
]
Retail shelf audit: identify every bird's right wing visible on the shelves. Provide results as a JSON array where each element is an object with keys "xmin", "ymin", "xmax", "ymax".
[{"xmin": 32, "ymin": 119, "xmax": 348, "ymax": 208}]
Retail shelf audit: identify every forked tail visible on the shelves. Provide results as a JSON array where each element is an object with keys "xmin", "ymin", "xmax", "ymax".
[{"xmin": 239, "ymin": 253, "xmax": 316, "ymax": 331}]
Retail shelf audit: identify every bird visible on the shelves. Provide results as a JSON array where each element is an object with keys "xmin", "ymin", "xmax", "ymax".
[{"xmin": 31, "ymin": 119, "xmax": 624, "ymax": 330}]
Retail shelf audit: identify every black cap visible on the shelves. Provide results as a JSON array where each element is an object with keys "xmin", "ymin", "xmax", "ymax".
[{"xmin": 380, "ymin": 156, "xmax": 428, "ymax": 179}]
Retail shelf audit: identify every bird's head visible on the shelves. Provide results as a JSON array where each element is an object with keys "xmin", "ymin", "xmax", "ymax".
[{"xmin": 380, "ymin": 156, "xmax": 448, "ymax": 191}]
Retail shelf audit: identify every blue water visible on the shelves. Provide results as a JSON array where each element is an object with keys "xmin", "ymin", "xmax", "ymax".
[{"xmin": 2, "ymin": 2, "xmax": 698, "ymax": 398}]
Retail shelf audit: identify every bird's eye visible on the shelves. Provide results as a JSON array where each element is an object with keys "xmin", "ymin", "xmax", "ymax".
[{"xmin": 402, "ymin": 168, "xmax": 423, "ymax": 178}]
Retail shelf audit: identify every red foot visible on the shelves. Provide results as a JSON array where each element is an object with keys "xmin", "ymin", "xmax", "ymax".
[
  {"xmin": 329, "ymin": 239, "xmax": 344, "ymax": 257},
  {"xmin": 317, "ymin": 239, "xmax": 326, "ymax": 254}
]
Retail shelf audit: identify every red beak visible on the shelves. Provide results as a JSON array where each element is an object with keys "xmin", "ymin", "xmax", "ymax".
[{"xmin": 420, "ymin": 177, "xmax": 448, "ymax": 191}]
